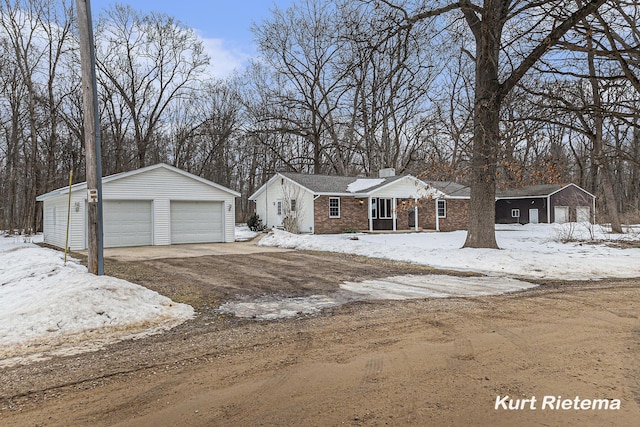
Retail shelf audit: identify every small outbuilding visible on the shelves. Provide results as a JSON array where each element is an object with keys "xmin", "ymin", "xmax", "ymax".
[
  {"xmin": 36, "ymin": 163, "xmax": 240, "ymax": 250},
  {"xmin": 495, "ymin": 183, "xmax": 595, "ymax": 224}
]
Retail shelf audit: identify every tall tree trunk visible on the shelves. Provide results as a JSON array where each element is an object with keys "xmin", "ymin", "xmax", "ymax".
[
  {"xmin": 462, "ymin": 2, "xmax": 503, "ymax": 249},
  {"xmin": 587, "ymin": 29, "xmax": 622, "ymax": 233}
]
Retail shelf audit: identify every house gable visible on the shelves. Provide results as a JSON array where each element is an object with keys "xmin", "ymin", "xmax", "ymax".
[
  {"xmin": 368, "ymin": 175, "xmax": 443, "ymax": 199},
  {"xmin": 37, "ymin": 163, "xmax": 240, "ymax": 201}
]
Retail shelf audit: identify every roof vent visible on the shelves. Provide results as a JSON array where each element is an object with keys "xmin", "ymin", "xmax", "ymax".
[{"xmin": 378, "ymin": 168, "xmax": 396, "ymax": 178}]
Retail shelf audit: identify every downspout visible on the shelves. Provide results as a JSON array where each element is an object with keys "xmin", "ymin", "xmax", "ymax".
[
  {"xmin": 435, "ymin": 198, "xmax": 440, "ymax": 232},
  {"xmin": 265, "ymin": 179, "xmax": 269, "ymax": 228},
  {"xmin": 547, "ymin": 195, "xmax": 551, "ymax": 223},
  {"xmin": 368, "ymin": 197, "xmax": 373, "ymax": 232},
  {"xmin": 64, "ymin": 170, "xmax": 73, "ymax": 263},
  {"xmin": 313, "ymin": 194, "xmax": 320, "ymax": 233},
  {"xmin": 414, "ymin": 197, "xmax": 418, "ymax": 231},
  {"xmin": 392, "ymin": 197, "xmax": 397, "ymax": 231}
]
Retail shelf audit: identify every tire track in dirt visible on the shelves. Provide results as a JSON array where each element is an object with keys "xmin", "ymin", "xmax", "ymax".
[
  {"xmin": 361, "ymin": 357, "xmax": 384, "ymax": 384},
  {"xmin": 628, "ymin": 328, "xmax": 640, "ymax": 407}
]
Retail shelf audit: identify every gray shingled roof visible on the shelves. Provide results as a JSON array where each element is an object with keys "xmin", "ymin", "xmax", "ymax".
[
  {"xmin": 496, "ymin": 184, "xmax": 565, "ymax": 198},
  {"xmin": 425, "ymin": 181, "xmax": 471, "ymax": 198},
  {"xmin": 281, "ymin": 172, "xmax": 407, "ymax": 194}
]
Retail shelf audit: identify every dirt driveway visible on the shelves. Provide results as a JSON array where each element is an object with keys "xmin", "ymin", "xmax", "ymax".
[{"xmin": 1, "ymin": 248, "xmax": 639, "ymax": 426}]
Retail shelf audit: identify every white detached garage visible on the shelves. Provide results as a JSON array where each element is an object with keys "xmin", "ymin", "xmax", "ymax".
[{"xmin": 36, "ymin": 163, "xmax": 240, "ymax": 250}]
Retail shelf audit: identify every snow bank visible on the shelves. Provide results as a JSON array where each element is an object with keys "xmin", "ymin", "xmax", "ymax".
[
  {"xmin": 235, "ymin": 224, "xmax": 259, "ymax": 241},
  {"xmin": 258, "ymin": 224, "xmax": 640, "ymax": 280},
  {"xmin": 0, "ymin": 238, "xmax": 194, "ymax": 367}
]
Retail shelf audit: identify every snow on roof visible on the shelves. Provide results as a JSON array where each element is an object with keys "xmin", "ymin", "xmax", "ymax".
[{"xmin": 346, "ymin": 178, "xmax": 385, "ymax": 193}]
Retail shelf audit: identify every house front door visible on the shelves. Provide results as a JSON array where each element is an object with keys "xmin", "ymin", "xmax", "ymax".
[
  {"xmin": 372, "ymin": 198, "xmax": 394, "ymax": 230},
  {"xmin": 529, "ymin": 209, "xmax": 539, "ymax": 224}
]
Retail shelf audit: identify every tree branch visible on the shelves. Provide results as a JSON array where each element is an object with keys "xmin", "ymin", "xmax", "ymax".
[{"xmin": 499, "ymin": 0, "xmax": 608, "ymax": 98}]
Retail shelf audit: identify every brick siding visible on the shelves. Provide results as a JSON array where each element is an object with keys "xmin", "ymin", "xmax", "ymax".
[
  {"xmin": 418, "ymin": 199, "xmax": 468, "ymax": 231},
  {"xmin": 314, "ymin": 196, "xmax": 469, "ymax": 234},
  {"xmin": 314, "ymin": 196, "xmax": 369, "ymax": 234}
]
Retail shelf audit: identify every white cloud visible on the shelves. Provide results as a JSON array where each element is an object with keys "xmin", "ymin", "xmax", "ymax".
[{"xmin": 197, "ymin": 33, "xmax": 252, "ymax": 78}]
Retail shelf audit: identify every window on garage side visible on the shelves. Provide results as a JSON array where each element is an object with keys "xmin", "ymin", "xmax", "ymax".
[
  {"xmin": 512, "ymin": 208, "xmax": 520, "ymax": 218},
  {"xmin": 329, "ymin": 197, "xmax": 340, "ymax": 218}
]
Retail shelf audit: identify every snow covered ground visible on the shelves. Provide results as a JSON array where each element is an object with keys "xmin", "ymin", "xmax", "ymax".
[
  {"xmin": 216, "ymin": 222, "xmax": 640, "ymax": 321},
  {"xmin": 3, "ymin": 223, "xmax": 638, "ymax": 359},
  {"xmin": 0, "ymin": 236, "xmax": 194, "ymax": 367},
  {"xmin": 235, "ymin": 224, "xmax": 259, "ymax": 241},
  {"xmin": 258, "ymin": 223, "xmax": 640, "ymax": 281}
]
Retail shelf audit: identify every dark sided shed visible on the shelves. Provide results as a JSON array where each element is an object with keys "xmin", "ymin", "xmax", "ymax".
[{"xmin": 495, "ymin": 184, "xmax": 595, "ymax": 224}]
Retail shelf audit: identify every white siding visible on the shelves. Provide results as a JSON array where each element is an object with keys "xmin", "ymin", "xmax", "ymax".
[
  {"xmin": 40, "ymin": 165, "xmax": 238, "ymax": 249},
  {"xmin": 370, "ymin": 177, "xmax": 427, "ymax": 199},
  {"xmin": 42, "ymin": 192, "xmax": 86, "ymax": 251},
  {"xmin": 102, "ymin": 167, "xmax": 236, "ymax": 244},
  {"xmin": 154, "ymin": 198, "xmax": 171, "ymax": 245},
  {"xmin": 254, "ymin": 177, "xmax": 314, "ymax": 233}
]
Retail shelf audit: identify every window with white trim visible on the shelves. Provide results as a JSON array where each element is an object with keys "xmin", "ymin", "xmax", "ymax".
[
  {"xmin": 329, "ymin": 197, "xmax": 340, "ymax": 218},
  {"xmin": 511, "ymin": 208, "xmax": 520, "ymax": 218},
  {"xmin": 370, "ymin": 198, "xmax": 377, "ymax": 219},
  {"xmin": 290, "ymin": 199, "xmax": 296, "ymax": 212},
  {"xmin": 437, "ymin": 199, "xmax": 446, "ymax": 218}
]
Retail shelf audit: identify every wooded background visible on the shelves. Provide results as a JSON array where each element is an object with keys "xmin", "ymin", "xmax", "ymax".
[{"xmin": 1, "ymin": 0, "xmax": 639, "ymax": 232}]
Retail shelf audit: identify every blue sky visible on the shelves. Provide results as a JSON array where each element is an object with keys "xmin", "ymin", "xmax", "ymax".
[{"xmin": 88, "ymin": 0, "xmax": 295, "ymax": 77}]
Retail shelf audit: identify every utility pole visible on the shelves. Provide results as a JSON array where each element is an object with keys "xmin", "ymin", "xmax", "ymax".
[{"xmin": 76, "ymin": 0, "xmax": 104, "ymax": 275}]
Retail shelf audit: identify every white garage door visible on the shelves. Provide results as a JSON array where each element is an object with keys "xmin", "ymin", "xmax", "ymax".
[
  {"xmin": 170, "ymin": 201, "xmax": 224, "ymax": 244},
  {"xmin": 554, "ymin": 206, "xmax": 569, "ymax": 224},
  {"xmin": 103, "ymin": 200, "xmax": 153, "ymax": 248},
  {"xmin": 576, "ymin": 206, "xmax": 590, "ymax": 222}
]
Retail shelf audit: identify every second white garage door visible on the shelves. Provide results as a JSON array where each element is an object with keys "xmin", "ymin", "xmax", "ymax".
[{"xmin": 170, "ymin": 201, "xmax": 224, "ymax": 244}]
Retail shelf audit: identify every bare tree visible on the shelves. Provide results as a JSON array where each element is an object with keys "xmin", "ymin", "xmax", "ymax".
[
  {"xmin": 338, "ymin": 0, "xmax": 439, "ymax": 175},
  {"xmin": 373, "ymin": 0, "xmax": 608, "ymax": 248},
  {"xmin": 95, "ymin": 4, "xmax": 209, "ymax": 168},
  {"xmin": 252, "ymin": 0, "xmax": 357, "ymax": 175},
  {"xmin": 0, "ymin": 0, "xmax": 77, "ymax": 231}
]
